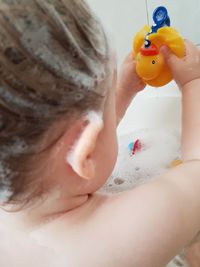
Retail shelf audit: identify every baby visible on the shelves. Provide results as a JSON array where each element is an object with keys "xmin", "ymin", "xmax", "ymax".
[{"xmin": 0, "ymin": 1, "xmax": 200, "ymax": 267}]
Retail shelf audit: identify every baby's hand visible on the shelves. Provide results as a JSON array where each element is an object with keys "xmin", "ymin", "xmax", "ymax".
[
  {"xmin": 116, "ymin": 52, "xmax": 145, "ymax": 123},
  {"xmin": 117, "ymin": 52, "xmax": 146, "ymax": 94},
  {"xmin": 161, "ymin": 40, "xmax": 200, "ymax": 88}
]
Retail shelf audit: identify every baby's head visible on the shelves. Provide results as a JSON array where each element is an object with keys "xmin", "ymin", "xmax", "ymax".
[{"xmin": 0, "ymin": 0, "xmax": 118, "ymax": 209}]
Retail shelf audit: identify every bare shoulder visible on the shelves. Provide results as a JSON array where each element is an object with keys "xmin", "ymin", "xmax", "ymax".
[
  {"xmin": 30, "ymin": 184, "xmax": 181, "ymax": 267},
  {"xmin": 30, "ymin": 192, "xmax": 144, "ymax": 267}
]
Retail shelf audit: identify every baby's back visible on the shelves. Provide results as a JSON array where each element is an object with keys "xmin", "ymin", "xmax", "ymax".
[
  {"xmin": 0, "ymin": 192, "xmax": 154, "ymax": 267},
  {"xmin": 0, "ymin": 194, "xmax": 124, "ymax": 267}
]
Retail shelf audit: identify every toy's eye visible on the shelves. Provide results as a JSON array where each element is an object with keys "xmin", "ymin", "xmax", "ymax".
[
  {"xmin": 144, "ymin": 39, "xmax": 151, "ymax": 48},
  {"xmin": 152, "ymin": 60, "xmax": 156, "ymax": 64}
]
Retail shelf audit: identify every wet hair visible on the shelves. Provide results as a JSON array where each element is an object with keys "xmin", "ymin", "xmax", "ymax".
[{"xmin": 0, "ymin": 0, "xmax": 111, "ymax": 204}]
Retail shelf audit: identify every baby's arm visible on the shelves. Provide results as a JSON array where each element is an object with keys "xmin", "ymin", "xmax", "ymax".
[
  {"xmin": 115, "ymin": 52, "xmax": 145, "ymax": 123},
  {"xmin": 182, "ymin": 78, "xmax": 200, "ymax": 161},
  {"xmin": 71, "ymin": 161, "xmax": 200, "ymax": 267},
  {"xmin": 161, "ymin": 41, "xmax": 200, "ymax": 161},
  {"xmin": 102, "ymin": 161, "xmax": 200, "ymax": 267}
]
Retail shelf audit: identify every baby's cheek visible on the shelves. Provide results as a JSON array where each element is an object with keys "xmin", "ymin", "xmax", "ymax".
[
  {"xmin": 106, "ymin": 131, "xmax": 118, "ymax": 177},
  {"xmin": 96, "ymin": 130, "xmax": 118, "ymax": 187}
]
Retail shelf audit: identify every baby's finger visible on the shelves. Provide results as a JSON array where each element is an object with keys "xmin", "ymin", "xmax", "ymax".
[{"xmin": 160, "ymin": 45, "xmax": 179, "ymax": 66}]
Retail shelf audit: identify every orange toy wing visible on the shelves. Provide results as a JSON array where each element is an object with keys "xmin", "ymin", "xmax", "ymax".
[
  {"xmin": 148, "ymin": 27, "xmax": 185, "ymax": 58},
  {"xmin": 133, "ymin": 25, "xmax": 151, "ymax": 55}
]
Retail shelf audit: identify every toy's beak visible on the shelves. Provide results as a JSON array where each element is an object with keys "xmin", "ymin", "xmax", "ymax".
[{"xmin": 140, "ymin": 43, "xmax": 159, "ymax": 56}]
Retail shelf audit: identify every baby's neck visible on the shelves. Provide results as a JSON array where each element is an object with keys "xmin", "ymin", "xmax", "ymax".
[{"xmin": 0, "ymin": 193, "xmax": 89, "ymax": 231}]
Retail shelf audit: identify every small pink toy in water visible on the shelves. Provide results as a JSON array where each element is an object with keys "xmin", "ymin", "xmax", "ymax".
[{"xmin": 128, "ymin": 139, "xmax": 142, "ymax": 155}]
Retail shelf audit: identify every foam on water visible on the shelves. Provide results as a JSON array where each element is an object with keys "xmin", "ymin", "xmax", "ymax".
[{"xmin": 100, "ymin": 128, "xmax": 181, "ymax": 193}]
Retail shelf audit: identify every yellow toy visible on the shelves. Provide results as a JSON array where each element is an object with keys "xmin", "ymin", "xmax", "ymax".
[
  {"xmin": 170, "ymin": 159, "xmax": 183, "ymax": 168},
  {"xmin": 133, "ymin": 7, "xmax": 185, "ymax": 87}
]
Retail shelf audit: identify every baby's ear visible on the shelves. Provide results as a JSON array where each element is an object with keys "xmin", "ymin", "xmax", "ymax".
[{"xmin": 66, "ymin": 111, "xmax": 103, "ymax": 180}]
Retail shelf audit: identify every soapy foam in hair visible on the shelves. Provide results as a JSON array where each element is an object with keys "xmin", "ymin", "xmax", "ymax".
[{"xmin": 0, "ymin": 0, "xmax": 111, "ymax": 204}]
